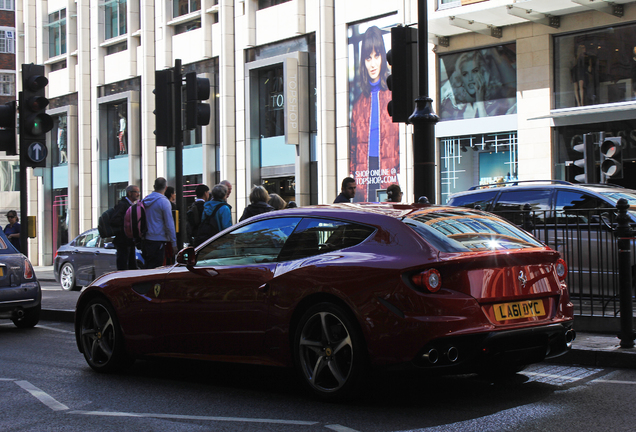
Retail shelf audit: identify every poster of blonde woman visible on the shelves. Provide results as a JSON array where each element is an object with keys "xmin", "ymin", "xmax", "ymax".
[
  {"xmin": 348, "ymin": 18, "xmax": 399, "ymax": 202},
  {"xmin": 439, "ymin": 45, "xmax": 517, "ymax": 121}
]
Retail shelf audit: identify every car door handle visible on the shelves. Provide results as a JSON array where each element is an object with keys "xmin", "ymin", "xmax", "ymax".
[
  {"xmin": 258, "ymin": 283, "xmax": 269, "ymax": 292},
  {"xmin": 94, "ymin": 251, "xmax": 100, "ymax": 255}
]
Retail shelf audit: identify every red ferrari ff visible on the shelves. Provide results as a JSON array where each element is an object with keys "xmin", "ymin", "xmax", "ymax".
[{"xmin": 75, "ymin": 204, "xmax": 574, "ymax": 400}]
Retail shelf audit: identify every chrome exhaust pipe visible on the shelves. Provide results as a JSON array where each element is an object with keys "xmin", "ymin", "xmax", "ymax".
[
  {"xmin": 13, "ymin": 309, "xmax": 24, "ymax": 319},
  {"xmin": 565, "ymin": 329, "xmax": 576, "ymax": 347},
  {"xmin": 422, "ymin": 348, "xmax": 439, "ymax": 364},
  {"xmin": 446, "ymin": 346, "xmax": 459, "ymax": 363}
]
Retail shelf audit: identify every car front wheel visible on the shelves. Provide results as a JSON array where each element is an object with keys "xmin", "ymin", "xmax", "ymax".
[
  {"xmin": 294, "ymin": 302, "xmax": 368, "ymax": 401},
  {"xmin": 60, "ymin": 263, "xmax": 77, "ymax": 291},
  {"xmin": 79, "ymin": 298, "xmax": 132, "ymax": 373}
]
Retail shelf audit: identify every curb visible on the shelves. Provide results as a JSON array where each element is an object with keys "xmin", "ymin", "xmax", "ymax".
[
  {"xmin": 547, "ymin": 346, "xmax": 636, "ymax": 370},
  {"xmin": 41, "ymin": 309, "xmax": 74, "ymax": 323}
]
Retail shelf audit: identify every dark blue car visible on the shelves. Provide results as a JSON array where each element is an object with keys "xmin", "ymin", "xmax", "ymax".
[
  {"xmin": 54, "ymin": 228, "xmax": 143, "ymax": 291},
  {"xmin": 0, "ymin": 228, "xmax": 41, "ymax": 327}
]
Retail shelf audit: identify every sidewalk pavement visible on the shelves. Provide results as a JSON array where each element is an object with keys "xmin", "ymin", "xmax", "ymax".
[{"xmin": 32, "ymin": 266, "xmax": 636, "ymax": 370}]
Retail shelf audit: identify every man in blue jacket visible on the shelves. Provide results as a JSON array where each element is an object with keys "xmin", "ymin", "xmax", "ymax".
[
  {"xmin": 143, "ymin": 177, "xmax": 177, "ymax": 268},
  {"xmin": 194, "ymin": 184, "xmax": 232, "ymax": 246}
]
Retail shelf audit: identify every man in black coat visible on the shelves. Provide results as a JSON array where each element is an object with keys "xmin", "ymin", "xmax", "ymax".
[
  {"xmin": 110, "ymin": 184, "xmax": 140, "ymax": 270},
  {"xmin": 333, "ymin": 177, "xmax": 357, "ymax": 203},
  {"xmin": 186, "ymin": 184, "xmax": 210, "ymax": 245}
]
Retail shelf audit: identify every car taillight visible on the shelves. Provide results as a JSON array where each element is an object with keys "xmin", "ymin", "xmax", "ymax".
[
  {"xmin": 412, "ymin": 269, "xmax": 441, "ymax": 293},
  {"xmin": 24, "ymin": 259, "xmax": 34, "ymax": 279},
  {"xmin": 555, "ymin": 258, "xmax": 567, "ymax": 281}
]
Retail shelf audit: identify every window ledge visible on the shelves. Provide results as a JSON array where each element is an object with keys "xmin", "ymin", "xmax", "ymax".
[
  {"xmin": 167, "ymin": 10, "xmax": 202, "ymax": 26},
  {"xmin": 206, "ymin": 4, "xmax": 219, "ymax": 14},
  {"xmin": 44, "ymin": 54, "xmax": 67, "ymax": 65},
  {"xmin": 100, "ymin": 33, "xmax": 127, "ymax": 48}
]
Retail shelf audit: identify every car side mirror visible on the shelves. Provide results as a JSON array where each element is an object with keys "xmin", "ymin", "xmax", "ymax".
[
  {"xmin": 104, "ymin": 242, "xmax": 115, "ymax": 249},
  {"xmin": 176, "ymin": 246, "xmax": 196, "ymax": 266}
]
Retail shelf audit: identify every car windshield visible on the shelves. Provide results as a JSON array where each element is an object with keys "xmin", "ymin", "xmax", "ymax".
[
  {"xmin": 404, "ymin": 210, "xmax": 543, "ymax": 252},
  {"xmin": 599, "ymin": 192, "xmax": 636, "ymax": 218}
]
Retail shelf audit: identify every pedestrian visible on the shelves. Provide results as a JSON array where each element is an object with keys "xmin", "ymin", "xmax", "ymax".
[
  {"xmin": 268, "ymin": 193, "xmax": 286, "ymax": 210},
  {"xmin": 164, "ymin": 186, "xmax": 177, "ymax": 211},
  {"xmin": 143, "ymin": 177, "xmax": 177, "ymax": 268},
  {"xmin": 221, "ymin": 180, "xmax": 232, "ymax": 200},
  {"xmin": 194, "ymin": 184, "xmax": 232, "ymax": 246},
  {"xmin": 3, "ymin": 210, "xmax": 21, "ymax": 252},
  {"xmin": 239, "ymin": 185, "xmax": 275, "ymax": 222},
  {"xmin": 333, "ymin": 177, "xmax": 356, "ymax": 203},
  {"xmin": 186, "ymin": 184, "xmax": 210, "ymax": 246},
  {"xmin": 385, "ymin": 184, "xmax": 403, "ymax": 203},
  {"xmin": 110, "ymin": 185, "xmax": 140, "ymax": 270}
]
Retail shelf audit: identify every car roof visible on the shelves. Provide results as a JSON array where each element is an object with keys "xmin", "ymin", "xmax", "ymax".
[{"xmin": 450, "ymin": 181, "xmax": 636, "ymax": 198}]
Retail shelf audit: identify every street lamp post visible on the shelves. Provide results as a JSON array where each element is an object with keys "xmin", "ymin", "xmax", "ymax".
[{"xmin": 409, "ymin": 0, "xmax": 439, "ymax": 204}]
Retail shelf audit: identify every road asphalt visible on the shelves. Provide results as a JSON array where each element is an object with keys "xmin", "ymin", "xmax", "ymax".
[{"xmin": 33, "ymin": 266, "xmax": 636, "ymax": 370}]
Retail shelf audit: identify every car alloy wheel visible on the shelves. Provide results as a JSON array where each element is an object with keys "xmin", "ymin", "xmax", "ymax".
[
  {"xmin": 79, "ymin": 298, "xmax": 132, "ymax": 373},
  {"xmin": 294, "ymin": 302, "xmax": 367, "ymax": 400},
  {"xmin": 60, "ymin": 263, "xmax": 77, "ymax": 291}
]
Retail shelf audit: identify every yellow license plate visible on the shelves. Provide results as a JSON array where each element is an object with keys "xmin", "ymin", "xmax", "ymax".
[
  {"xmin": 0, "ymin": 267, "xmax": 3, "ymax": 276},
  {"xmin": 494, "ymin": 300, "xmax": 545, "ymax": 321}
]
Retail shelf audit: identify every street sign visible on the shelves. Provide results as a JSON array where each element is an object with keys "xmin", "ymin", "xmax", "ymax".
[{"xmin": 27, "ymin": 141, "xmax": 47, "ymax": 163}]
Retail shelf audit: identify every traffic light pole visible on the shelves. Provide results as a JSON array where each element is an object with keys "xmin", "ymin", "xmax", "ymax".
[
  {"xmin": 408, "ymin": 0, "xmax": 439, "ymax": 204},
  {"xmin": 174, "ymin": 59, "xmax": 185, "ymax": 250},
  {"xmin": 19, "ymin": 154, "xmax": 28, "ymax": 255}
]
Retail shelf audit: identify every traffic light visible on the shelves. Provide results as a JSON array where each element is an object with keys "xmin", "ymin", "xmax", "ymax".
[
  {"xmin": 386, "ymin": 26, "xmax": 418, "ymax": 123},
  {"xmin": 184, "ymin": 71, "xmax": 210, "ymax": 130},
  {"xmin": 573, "ymin": 133, "xmax": 597, "ymax": 183},
  {"xmin": 154, "ymin": 68, "xmax": 177, "ymax": 147},
  {"xmin": 0, "ymin": 101, "xmax": 17, "ymax": 155},
  {"xmin": 600, "ymin": 136, "xmax": 623, "ymax": 180},
  {"xmin": 20, "ymin": 64, "xmax": 53, "ymax": 168}
]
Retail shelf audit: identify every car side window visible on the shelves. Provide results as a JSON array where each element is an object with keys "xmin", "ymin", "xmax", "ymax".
[
  {"xmin": 448, "ymin": 190, "xmax": 499, "ymax": 210},
  {"xmin": 555, "ymin": 191, "xmax": 612, "ymax": 224},
  {"xmin": 196, "ymin": 217, "xmax": 302, "ymax": 267},
  {"xmin": 493, "ymin": 190, "xmax": 551, "ymax": 226},
  {"xmin": 76, "ymin": 232, "xmax": 97, "ymax": 247},
  {"xmin": 278, "ymin": 218, "xmax": 376, "ymax": 262},
  {"xmin": 85, "ymin": 236, "xmax": 99, "ymax": 248}
]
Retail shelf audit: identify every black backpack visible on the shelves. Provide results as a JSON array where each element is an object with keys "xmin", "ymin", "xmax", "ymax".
[
  {"xmin": 186, "ymin": 201, "xmax": 203, "ymax": 242},
  {"xmin": 98, "ymin": 208, "xmax": 118, "ymax": 238},
  {"xmin": 193, "ymin": 202, "xmax": 230, "ymax": 247}
]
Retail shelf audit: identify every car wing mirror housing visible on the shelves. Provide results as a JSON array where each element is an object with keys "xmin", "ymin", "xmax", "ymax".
[
  {"xmin": 176, "ymin": 246, "xmax": 197, "ymax": 266},
  {"xmin": 104, "ymin": 242, "xmax": 115, "ymax": 249}
]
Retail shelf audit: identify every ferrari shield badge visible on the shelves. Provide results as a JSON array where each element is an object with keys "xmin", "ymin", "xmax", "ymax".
[{"xmin": 154, "ymin": 284, "xmax": 161, "ymax": 297}]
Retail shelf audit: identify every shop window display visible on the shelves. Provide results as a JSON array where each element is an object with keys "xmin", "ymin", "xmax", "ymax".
[
  {"xmin": 438, "ymin": 45, "xmax": 517, "ymax": 121},
  {"xmin": 554, "ymin": 24, "xmax": 636, "ymax": 109}
]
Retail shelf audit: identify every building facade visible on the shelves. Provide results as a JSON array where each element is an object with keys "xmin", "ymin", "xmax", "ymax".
[{"xmin": 5, "ymin": 0, "xmax": 636, "ymax": 264}]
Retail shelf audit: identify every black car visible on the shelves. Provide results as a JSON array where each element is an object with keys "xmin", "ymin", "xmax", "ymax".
[
  {"xmin": 447, "ymin": 180, "xmax": 636, "ymax": 297},
  {"xmin": 0, "ymin": 228, "xmax": 41, "ymax": 328},
  {"xmin": 54, "ymin": 228, "xmax": 143, "ymax": 291}
]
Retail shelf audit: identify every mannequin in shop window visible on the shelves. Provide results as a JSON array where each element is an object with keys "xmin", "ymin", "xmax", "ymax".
[
  {"xmin": 57, "ymin": 117, "xmax": 67, "ymax": 164},
  {"xmin": 118, "ymin": 111, "xmax": 127, "ymax": 155}
]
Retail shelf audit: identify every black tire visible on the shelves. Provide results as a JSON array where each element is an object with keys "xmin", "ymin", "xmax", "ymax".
[
  {"xmin": 12, "ymin": 304, "xmax": 41, "ymax": 328},
  {"xmin": 60, "ymin": 263, "xmax": 77, "ymax": 291},
  {"xmin": 78, "ymin": 298, "xmax": 133, "ymax": 373},
  {"xmin": 293, "ymin": 302, "xmax": 368, "ymax": 401}
]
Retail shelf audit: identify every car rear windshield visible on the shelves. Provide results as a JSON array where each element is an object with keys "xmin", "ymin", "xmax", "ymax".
[{"xmin": 404, "ymin": 210, "xmax": 544, "ymax": 253}]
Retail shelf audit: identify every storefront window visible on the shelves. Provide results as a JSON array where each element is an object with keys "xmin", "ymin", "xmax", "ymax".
[
  {"xmin": 50, "ymin": 114, "xmax": 68, "ymax": 166},
  {"xmin": 438, "ymin": 45, "xmax": 517, "ymax": 121},
  {"xmin": 52, "ymin": 189, "xmax": 68, "ymax": 250},
  {"xmin": 107, "ymin": 103, "xmax": 127, "ymax": 158},
  {"xmin": 0, "ymin": 160, "xmax": 19, "ymax": 191},
  {"xmin": 440, "ymin": 132, "xmax": 518, "ymax": 204},
  {"xmin": 553, "ymin": 120, "xmax": 636, "ymax": 187},
  {"xmin": 554, "ymin": 24, "xmax": 636, "ymax": 109},
  {"xmin": 258, "ymin": 65, "xmax": 295, "ymax": 167}
]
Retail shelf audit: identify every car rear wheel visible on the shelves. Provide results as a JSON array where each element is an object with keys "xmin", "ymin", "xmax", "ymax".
[
  {"xmin": 12, "ymin": 305, "xmax": 41, "ymax": 328},
  {"xmin": 79, "ymin": 298, "xmax": 133, "ymax": 373},
  {"xmin": 294, "ymin": 302, "xmax": 368, "ymax": 401},
  {"xmin": 60, "ymin": 263, "xmax": 77, "ymax": 291}
]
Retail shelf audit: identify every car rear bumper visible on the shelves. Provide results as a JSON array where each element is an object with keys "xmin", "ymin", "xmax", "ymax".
[
  {"xmin": 0, "ymin": 281, "xmax": 42, "ymax": 318},
  {"xmin": 409, "ymin": 322, "xmax": 574, "ymax": 372}
]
